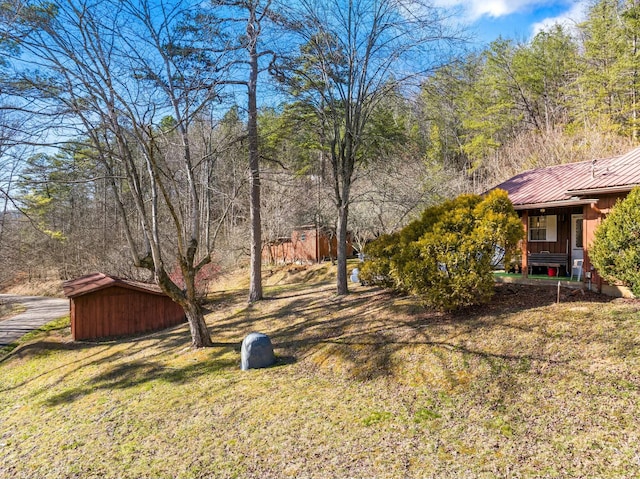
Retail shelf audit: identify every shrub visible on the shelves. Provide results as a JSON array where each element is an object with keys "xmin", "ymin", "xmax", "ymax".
[
  {"xmin": 360, "ymin": 189, "xmax": 523, "ymax": 310},
  {"xmin": 590, "ymin": 186, "xmax": 640, "ymax": 296}
]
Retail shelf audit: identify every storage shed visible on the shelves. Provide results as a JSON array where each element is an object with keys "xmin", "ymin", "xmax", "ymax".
[
  {"xmin": 63, "ymin": 272, "xmax": 186, "ymax": 341},
  {"xmin": 263, "ymin": 226, "xmax": 354, "ymax": 264}
]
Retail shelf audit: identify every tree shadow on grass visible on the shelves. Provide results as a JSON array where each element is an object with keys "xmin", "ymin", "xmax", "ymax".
[
  {"xmin": 43, "ymin": 348, "xmax": 240, "ymax": 407},
  {"xmin": 1, "ymin": 322, "xmax": 238, "ymax": 398},
  {"xmin": 10, "ymin": 281, "xmax": 631, "ymax": 409},
  {"xmin": 207, "ymin": 282, "xmax": 624, "ymax": 388},
  {"xmin": 6, "ymin": 284, "xmax": 326, "ymax": 404}
]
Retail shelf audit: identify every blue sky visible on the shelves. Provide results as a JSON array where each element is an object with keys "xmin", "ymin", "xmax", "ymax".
[{"xmin": 435, "ymin": 0, "xmax": 588, "ymax": 45}]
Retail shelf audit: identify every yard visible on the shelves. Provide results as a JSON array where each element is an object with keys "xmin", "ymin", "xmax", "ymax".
[{"xmin": 1, "ymin": 264, "xmax": 640, "ymax": 478}]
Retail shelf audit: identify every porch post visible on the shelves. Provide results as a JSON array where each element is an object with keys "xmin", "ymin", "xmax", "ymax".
[{"xmin": 521, "ymin": 211, "xmax": 529, "ymax": 279}]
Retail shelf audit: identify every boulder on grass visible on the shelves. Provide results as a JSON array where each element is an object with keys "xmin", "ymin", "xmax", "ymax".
[{"xmin": 241, "ymin": 332, "xmax": 275, "ymax": 370}]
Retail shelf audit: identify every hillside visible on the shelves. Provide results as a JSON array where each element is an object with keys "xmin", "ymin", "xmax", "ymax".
[{"xmin": 1, "ymin": 263, "xmax": 640, "ymax": 478}]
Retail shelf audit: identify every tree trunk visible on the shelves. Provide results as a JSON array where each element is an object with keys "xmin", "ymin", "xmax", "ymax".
[
  {"xmin": 157, "ymin": 267, "xmax": 213, "ymax": 348},
  {"xmin": 336, "ymin": 202, "xmax": 349, "ymax": 295},
  {"xmin": 248, "ymin": 165, "xmax": 262, "ymax": 302},
  {"xmin": 183, "ymin": 301, "xmax": 214, "ymax": 348},
  {"xmin": 247, "ymin": 5, "xmax": 263, "ymax": 303}
]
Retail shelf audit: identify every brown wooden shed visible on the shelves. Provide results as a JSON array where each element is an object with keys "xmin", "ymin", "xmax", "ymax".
[
  {"xmin": 262, "ymin": 226, "xmax": 354, "ymax": 264},
  {"xmin": 63, "ymin": 272, "xmax": 186, "ymax": 341}
]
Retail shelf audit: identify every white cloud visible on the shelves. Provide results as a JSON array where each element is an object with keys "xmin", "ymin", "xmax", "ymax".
[
  {"xmin": 530, "ymin": 1, "xmax": 588, "ymax": 36},
  {"xmin": 433, "ymin": 0, "xmax": 547, "ymax": 21}
]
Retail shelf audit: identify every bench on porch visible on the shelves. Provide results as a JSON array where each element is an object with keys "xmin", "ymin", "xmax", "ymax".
[{"xmin": 527, "ymin": 252, "xmax": 569, "ymax": 276}]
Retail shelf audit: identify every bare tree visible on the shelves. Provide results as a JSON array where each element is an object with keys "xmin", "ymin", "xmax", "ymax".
[
  {"xmin": 244, "ymin": 0, "xmax": 267, "ymax": 302},
  {"xmin": 279, "ymin": 0, "xmax": 462, "ymax": 294},
  {"xmin": 349, "ymin": 155, "xmax": 454, "ymax": 252},
  {"xmin": 0, "ymin": 3, "xmax": 35, "ymax": 260},
  {"xmin": 210, "ymin": 0, "xmax": 280, "ymax": 302},
  {"xmin": 3, "ymin": 0, "xmax": 236, "ymax": 347},
  {"xmin": 0, "ymin": 147, "xmax": 21, "ymax": 248}
]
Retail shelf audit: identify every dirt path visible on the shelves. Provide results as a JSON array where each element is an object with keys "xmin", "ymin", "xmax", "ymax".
[{"xmin": 0, "ymin": 295, "xmax": 69, "ymax": 347}]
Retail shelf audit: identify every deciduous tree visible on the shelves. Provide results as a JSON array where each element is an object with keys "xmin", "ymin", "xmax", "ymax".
[
  {"xmin": 3, "ymin": 0, "xmax": 236, "ymax": 347},
  {"xmin": 278, "ymin": 0, "xmax": 461, "ymax": 294}
]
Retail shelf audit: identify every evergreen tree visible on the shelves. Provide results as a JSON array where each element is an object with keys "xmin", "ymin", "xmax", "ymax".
[
  {"xmin": 360, "ymin": 189, "xmax": 524, "ymax": 310},
  {"xmin": 590, "ymin": 186, "xmax": 640, "ymax": 296},
  {"xmin": 575, "ymin": 0, "xmax": 630, "ymax": 133}
]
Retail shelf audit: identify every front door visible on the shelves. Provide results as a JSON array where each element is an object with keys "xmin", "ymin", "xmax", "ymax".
[{"xmin": 571, "ymin": 214, "xmax": 584, "ymax": 262}]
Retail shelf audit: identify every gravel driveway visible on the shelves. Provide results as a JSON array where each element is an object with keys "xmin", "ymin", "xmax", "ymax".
[{"xmin": 0, "ymin": 295, "xmax": 69, "ymax": 347}]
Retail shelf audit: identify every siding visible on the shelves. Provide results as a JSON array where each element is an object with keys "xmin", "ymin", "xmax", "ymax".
[
  {"xmin": 71, "ymin": 285, "xmax": 185, "ymax": 341},
  {"xmin": 524, "ymin": 207, "xmax": 581, "ymax": 255},
  {"xmin": 263, "ymin": 228, "xmax": 353, "ymax": 264},
  {"xmin": 583, "ymin": 194, "xmax": 624, "ymax": 288}
]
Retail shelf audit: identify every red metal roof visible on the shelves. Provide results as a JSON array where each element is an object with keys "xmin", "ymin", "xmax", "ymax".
[
  {"xmin": 566, "ymin": 146, "xmax": 640, "ymax": 193},
  {"xmin": 492, "ymin": 146, "xmax": 640, "ymax": 209},
  {"xmin": 63, "ymin": 272, "xmax": 164, "ymax": 298}
]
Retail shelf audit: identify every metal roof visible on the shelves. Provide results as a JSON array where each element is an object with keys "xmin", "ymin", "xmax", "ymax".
[
  {"xmin": 566, "ymin": 146, "xmax": 640, "ymax": 193},
  {"xmin": 492, "ymin": 146, "xmax": 640, "ymax": 209},
  {"xmin": 63, "ymin": 272, "xmax": 164, "ymax": 298}
]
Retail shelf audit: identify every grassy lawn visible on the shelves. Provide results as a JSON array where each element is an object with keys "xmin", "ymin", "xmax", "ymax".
[
  {"xmin": 1, "ymin": 264, "xmax": 640, "ymax": 478},
  {"xmin": 494, "ymin": 272, "xmax": 582, "ymax": 282}
]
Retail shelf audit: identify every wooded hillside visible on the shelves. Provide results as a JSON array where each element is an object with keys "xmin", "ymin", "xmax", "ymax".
[{"xmin": 0, "ymin": 0, "xmax": 637, "ymax": 295}]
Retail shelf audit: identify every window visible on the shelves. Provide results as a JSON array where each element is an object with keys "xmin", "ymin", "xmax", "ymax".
[
  {"xmin": 574, "ymin": 217, "xmax": 583, "ymax": 248},
  {"xmin": 529, "ymin": 215, "xmax": 557, "ymax": 242}
]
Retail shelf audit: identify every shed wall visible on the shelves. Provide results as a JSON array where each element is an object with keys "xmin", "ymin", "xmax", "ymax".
[
  {"xmin": 291, "ymin": 229, "xmax": 319, "ymax": 262},
  {"xmin": 71, "ymin": 286, "xmax": 185, "ymax": 340},
  {"xmin": 263, "ymin": 229, "xmax": 354, "ymax": 264}
]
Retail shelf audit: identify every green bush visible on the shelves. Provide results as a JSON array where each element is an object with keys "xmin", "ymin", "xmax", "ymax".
[
  {"xmin": 360, "ymin": 189, "xmax": 523, "ymax": 310},
  {"xmin": 590, "ymin": 186, "xmax": 640, "ymax": 297}
]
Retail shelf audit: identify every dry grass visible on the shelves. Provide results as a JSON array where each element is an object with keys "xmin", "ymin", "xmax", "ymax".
[
  {"xmin": 1, "ymin": 263, "xmax": 640, "ymax": 478},
  {"xmin": 0, "ymin": 277, "xmax": 64, "ymax": 297},
  {"xmin": 0, "ymin": 299, "xmax": 26, "ymax": 321}
]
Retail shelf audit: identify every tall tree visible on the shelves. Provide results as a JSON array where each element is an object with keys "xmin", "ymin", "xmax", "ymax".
[
  {"xmin": 279, "ymin": 0, "xmax": 460, "ymax": 294},
  {"xmin": 0, "ymin": 2, "xmax": 35, "ymax": 252},
  {"xmin": 206, "ymin": 0, "xmax": 280, "ymax": 302},
  {"xmin": 227, "ymin": 0, "xmax": 272, "ymax": 302},
  {"xmin": 575, "ymin": 0, "xmax": 631, "ymax": 134},
  {"xmin": 420, "ymin": 25, "xmax": 582, "ymax": 190},
  {"xmin": 420, "ymin": 55, "xmax": 477, "ymax": 173},
  {"xmin": 620, "ymin": 0, "xmax": 640, "ymax": 138},
  {"xmin": 3, "ymin": 0, "xmax": 235, "ymax": 347},
  {"xmin": 521, "ymin": 25, "xmax": 578, "ymax": 132},
  {"xmin": 244, "ymin": 0, "xmax": 265, "ymax": 302}
]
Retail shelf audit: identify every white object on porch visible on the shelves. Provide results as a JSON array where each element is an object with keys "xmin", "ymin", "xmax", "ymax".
[{"xmin": 570, "ymin": 259, "xmax": 584, "ymax": 282}]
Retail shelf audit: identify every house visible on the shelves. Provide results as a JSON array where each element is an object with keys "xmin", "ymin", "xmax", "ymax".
[
  {"xmin": 63, "ymin": 272, "xmax": 186, "ymax": 340},
  {"xmin": 262, "ymin": 226, "xmax": 354, "ymax": 264},
  {"xmin": 493, "ymin": 146, "xmax": 640, "ymax": 296}
]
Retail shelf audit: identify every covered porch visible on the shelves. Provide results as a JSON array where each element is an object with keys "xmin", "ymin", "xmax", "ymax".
[
  {"xmin": 494, "ymin": 271, "xmax": 587, "ymax": 294},
  {"xmin": 509, "ymin": 194, "xmax": 621, "ymax": 287},
  {"xmin": 491, "ymin": 150, "xmax": 640, "ymax": 296},
  {"xmin": 516, "ymin": 203, "xmax": 587, "ymax": 280}
]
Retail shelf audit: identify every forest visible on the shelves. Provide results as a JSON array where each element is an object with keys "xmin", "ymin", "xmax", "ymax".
[{"xmin": 0, "ymin": 0, "xmax": 638, "ymax": 344}]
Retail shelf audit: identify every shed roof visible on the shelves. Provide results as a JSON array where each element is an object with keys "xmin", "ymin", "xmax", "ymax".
[
  {"xmin": 63, "ymin": 272, "xmax": 164, "ymax": 298},
  {"xmin": 492, "ymin": 146, "xmax": 640, "ymax": 209}
]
